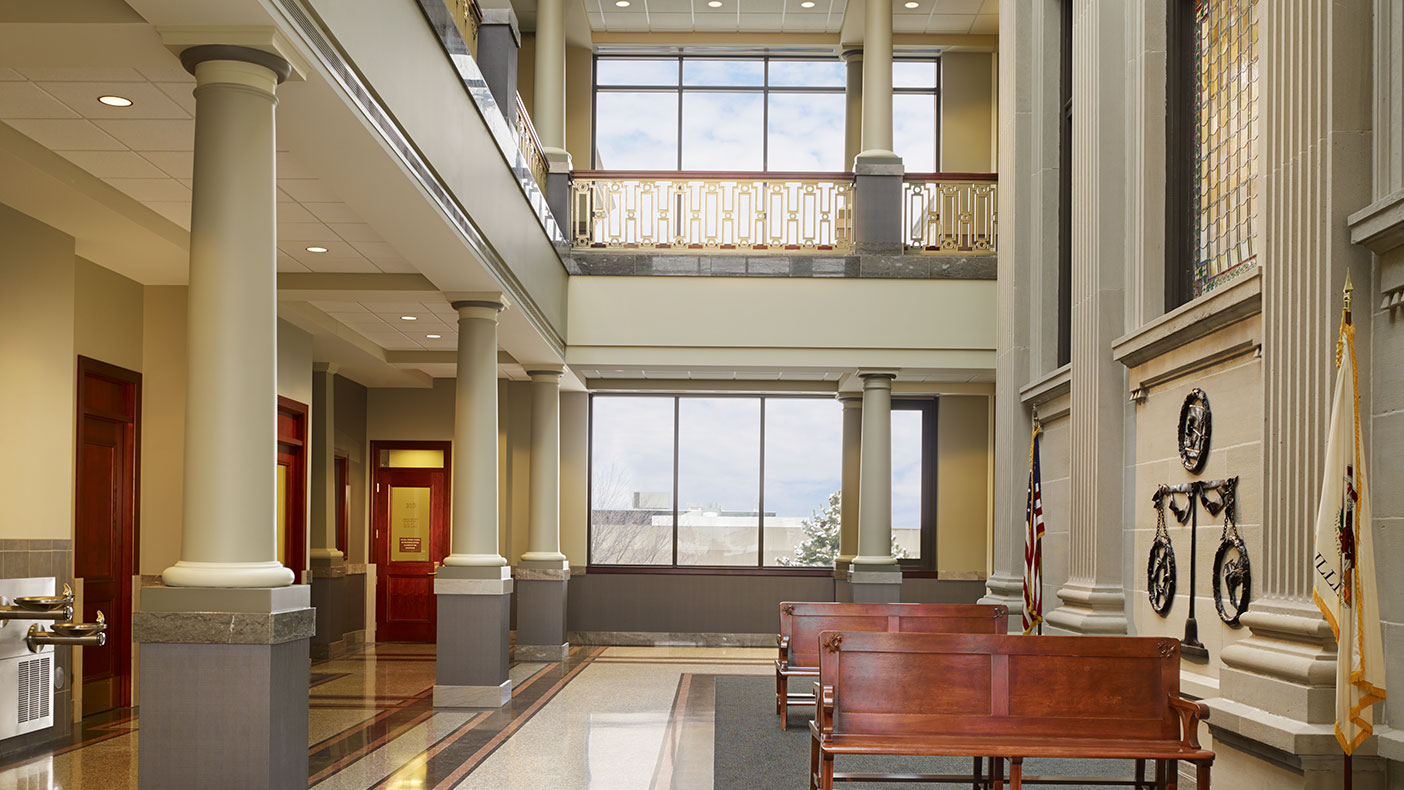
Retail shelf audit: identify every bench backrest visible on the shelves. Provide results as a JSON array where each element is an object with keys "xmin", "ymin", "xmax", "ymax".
[
  {"xmin": 781, "ymin": 603, "xmax": 1008, "ymax": 669},
  {"xmin": 818, "ymin": 632, "xmax": 1182, "ymax": 743}
]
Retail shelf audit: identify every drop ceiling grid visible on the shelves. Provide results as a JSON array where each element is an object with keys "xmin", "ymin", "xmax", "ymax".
[
  {"xmin": 0, "ymin": 67, "xmax": 412, "ymax": 276},
  {"xmin": 310, "ymin": 299, "xmax": 461, "ymax": 352}
]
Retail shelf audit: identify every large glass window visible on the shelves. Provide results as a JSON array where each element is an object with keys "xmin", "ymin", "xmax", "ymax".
[
  {"xmin": 592, "ymin": 56, "xmax": 938, "ymax": 172},
  {"xmin": 589, "ymin": 394, "xmax": 935, "ymax": 569}
]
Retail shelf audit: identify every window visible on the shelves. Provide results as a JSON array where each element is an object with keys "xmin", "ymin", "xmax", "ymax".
[
  {"xmin": 592, "ymin": 56, "xmax": 937, "ymax": 172},
  {"xmin": 588, "ymin": 394, "xmax": 936, "ymax": 569},
  {"xmin": 1057, "ymin": 0, "xmax": 1073, "ymax": 367},
  {"xmin": 1168, "ymin": 0, "xmax": 1259, "ymax": 309}
]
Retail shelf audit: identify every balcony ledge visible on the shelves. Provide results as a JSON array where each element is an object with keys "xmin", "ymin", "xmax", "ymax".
[{"xmin": 566, "ymin": 250, "xmax": 997, "ymax": 279}]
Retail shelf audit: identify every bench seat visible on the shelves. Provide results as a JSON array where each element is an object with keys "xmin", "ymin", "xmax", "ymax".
[{"xmin": 814, "ymin": 732, "xmax": 1212, "ymax": 763}]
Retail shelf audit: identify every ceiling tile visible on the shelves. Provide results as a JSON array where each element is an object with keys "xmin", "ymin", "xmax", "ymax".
[
  {"xmin": 693, "ymin": 13, "xmax": 739, "ymax": 30},
  {"xmin": 349, "ymin": 241, "xmax": 403, "ymax": 260},
  {"xmin": 7, "ymin": 119, "xmax": 125, "ymax": 150},
  {"xmin": 276, "ymin": 221, "xmax": 335, "ymax": 241},
  {"xmin": 784, "ymin": 12, "xmax": 831, "ymax": 30},
  {"xmin": 893, "ymin": 14, "xmax": 929, "ymax": 32},
  {"xmin": 39, "ymin": 82, "xmax": 191, "ymax": 120},
  {"xmin": 649, "ymin": 11, "xmax": 696, "ymax": 28},
  {"xmin": 277, "ymin": 254, "xmax": 311, "ymax": 272},
  {"xmin": 370, "ymin": 258, "xmax": 419, "ymax": 273},
  {"xmin": 969, "ymin": 13, "xmax": 998, "ymax": 33},
  {"xmin": 327, "ymin": 223, "xmax": 382, "ymax": 242},
  {"xmin": 738, "ymin": 12, "xmax": 784, "ymax": 28},
  {"xmin": 58, "ymin": 150, "xmax": 168, "ymax": 179},
  {"xmin": 137, "ymin": 64, "xmax": 195, "ymax": 83},
  {"xmin": 104, "ymin": 177, "xmax": 192, "ymax": 202},
  {"xmin": 275, "ymin": 151, "xmax": 318, "ymax": 180},
  {"xmin": 311, "ymin": 301, "xmax": 371, "ymax": 313},
  {"xmin": 930, "ymin": 0, "xmax": 984, "ymax": 12},
  {"xmin": 139, "ymin": 150, "xmax": 193, "ymax": 178},
  {"xmin": 93, "ymin": 119, "xmax": 194, "ymax": 150},
  {"xmin": 16, "ymin": 67, "xmax": 146, "ymax": 82},
  {"xmin": 278, "ymin": 179, "xmax": 340, "ymax": 203},
  {"xmin": 926, "ymin": 13, "xmax": 976, "ymax": 32},
  {"xmin": 603, "ymin": 10, "xmax": 653, "ymax": 29},
  {"xmin": 153, "ymin": 82, "xmax": 197, "ymax": 115},
  {"xmin": 277, "ymin": 202, "xmax": 319, "ymax": 223},
  {"xmin": 979, "ymin": 0, "xmax": 997, "ymax": 12},
  {"xmin": 370, "ymin": 301, "xmax": 438, "ymax": 314},
  {"xmin": 329, "ymin": 313, "xmax": 390, "ymax": 327},
  {"xmin": 0, "ymin": 83, "xmax": 81, "ymax": 119},
  {"xmin": 0, "ymin": 68, "xmax": 24, "ymax": 81},
  {"xmin": 301, "ymin": 257, "xmax": 381, "ymax": 274},
  {"xmin": 301, "ymin": 202, "xmax": 361, "ymax": 224}
]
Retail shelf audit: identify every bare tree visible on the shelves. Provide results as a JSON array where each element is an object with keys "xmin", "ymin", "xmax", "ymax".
[{"xmin": 589, "ymin": 463, "xmax": 672, "ymax": 564}]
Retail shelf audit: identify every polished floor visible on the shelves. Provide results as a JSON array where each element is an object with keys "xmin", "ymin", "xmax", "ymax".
[{"xmin": 0, "ymin": 643, "xmax": 773, "ymax": 789}]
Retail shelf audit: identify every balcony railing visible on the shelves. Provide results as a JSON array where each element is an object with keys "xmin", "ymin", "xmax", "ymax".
[
  {"xmin": 443, "ymin": 0, "xmax": 482, "ymax": 58},
  {"xmin": 514, "ymin": 94, "xmax": 548, "ymax": 190},
  {"xmin": 570, "ymin": 172, "xmax": 855, "ymax": 252},
  {"xmin": 902, "ymin": 173, "xmax": 998, "ymax": 253}
]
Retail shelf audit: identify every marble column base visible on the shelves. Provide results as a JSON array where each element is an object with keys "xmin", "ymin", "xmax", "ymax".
[
  {"xmin": 435, "ymin": 568, "xmax": 512, "ymax": 708},
  {"xmin": 848, "ymin": 568, "xmax": 901, "ymax": 603},
  {"xmin": 134, "ymin": 585, "xmax": 313, "ymax": 790},
  {"xmin": 515, "ymin": 565, "xmax": 569, "ymax": 661},
  {"xmin": 978, "ymin": 573, "xmax": 1026, "ymax": 631},
  {"xmin": 833, "ymin": 559, "xmax": 853, "ymax": 603}
]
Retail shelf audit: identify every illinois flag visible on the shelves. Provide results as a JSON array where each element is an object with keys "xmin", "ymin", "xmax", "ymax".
[
  {"xmin": 1311, "ymin": 299, "xmax": 1386, "ymax": 755},
  {"xmin": 1021, "ymin": 422, "xmax": 1044, "ymax": 635}
]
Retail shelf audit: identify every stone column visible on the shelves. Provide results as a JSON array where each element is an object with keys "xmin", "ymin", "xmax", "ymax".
[
  {"xmin": 137, "ymin": 45, "xmax": 312, "ymax": 790},
  {"xmin": 842, "ymin": 49, "xmax": 863, "ymax": 168},
  {"xmin": 533, "ymin": 0, "xmax": 572, "ymax": 224},
  {"xmin": 853, "ymin": 0, "xmax": 903, "ymax": 252},
  {"xmin": 309, "ymin": 363, "xmax": 347, "ymax": 659},
  {"xmin": 849, "ymin": 372, "xmax": 901, "ymax": 602},
  {"xmin": 1042, "ymin": 0, "xmax": 1128, "ymax": 637},
  {"xmin": 516, "ymin": 367, "xmax": 570, "ymax": 661},
  {"xmin": 477, "ymin": 8, "xmax": 521, "ymax": 128},
  {"xmin": 1208, "ymin": 1, "xmax": 1378, "ymax": 786},
  {"xmin": 834, "ymin": 394, "xmax": 862, "ymax": 602},
  {"xmin": 435, "ymin": 297, "xmax": 513, "ymax": 708}
]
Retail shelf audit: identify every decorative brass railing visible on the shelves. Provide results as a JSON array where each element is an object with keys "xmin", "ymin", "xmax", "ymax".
[
  {"xmin": 901, "ymin": 174, "xmax": 998, "ymax": 253},
  {"xmin": 514, "ymin": 94, "xmax": 549, "ymax": 190},
  {"xmin": 444, "ymin": 0, "xmax": 482, "ymax": 58},
  {"xmin": 571, "ymin": 172, "xmax": 854, "ymax": 252}
]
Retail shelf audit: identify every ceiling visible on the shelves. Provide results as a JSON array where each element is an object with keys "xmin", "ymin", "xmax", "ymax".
[{"xmin": 581, "ymin": 0, "xmax": 997, "ymax": 36}]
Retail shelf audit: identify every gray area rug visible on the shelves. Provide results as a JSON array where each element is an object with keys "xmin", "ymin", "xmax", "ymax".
[{"xmin": 713, "ymin": 675, "xmax": 1142, "ymax": 789}]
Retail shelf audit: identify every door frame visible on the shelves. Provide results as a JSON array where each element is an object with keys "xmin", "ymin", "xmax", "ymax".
[
  {"xmin": 370, "ymin": 440, "xmax": 451, "ymax": 641},
  {"xmin": 74, "ymin": 356, "xmax": 140, "ymax": 710},
  {"xmin": 277, "ymin": 396, "xmax": 309, "ymax": 577}
]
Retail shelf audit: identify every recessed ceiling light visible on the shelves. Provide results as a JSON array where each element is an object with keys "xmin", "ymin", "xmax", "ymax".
[
  {"xmin": 707, "ymin": 1, "xmax": 723, "ymax": 6},
  {"xmin": 98, "ymin": 95, "xmax": 132, "ymax": 107},
  {"xmin": 400, "ymin": 315, "xmax": 418, "ymax": 321},
  {"xmin": 305, "ymin": 246, "xmax": 328, "ymax": 253},
  {"xmin": 426, "ymin": 334, "xmax": 442, "ymax": 339},
  {"xmin": 800, "ymin": 1, "xmax": 815, "ymax": 6},
  {"xmin": 904, "ymin": 1, "xmax": 918, "ymax": 6},
  {"xmin": 615, "ymin": 0, "xmax": 630, "ymax": 6}
]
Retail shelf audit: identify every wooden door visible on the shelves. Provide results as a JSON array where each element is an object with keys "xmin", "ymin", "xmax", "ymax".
[
  {"xmin": 276, "ymin": 398, "xmax": 308, "ymax": 577},
  {"xmin": 74, "ymin": 357, "xmax": 139, "ymax": 716},
  {"xmin": 374, "ymin": 466, "xmax": 449, "ymax": 642}
]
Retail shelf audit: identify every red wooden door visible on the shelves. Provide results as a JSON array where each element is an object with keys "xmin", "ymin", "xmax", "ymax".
[
  {"xmin": 374, "ymin": 466, "xmax": 449, "ymax": 642},
  {"xmin": 74, "ymin": 357, "xmax": 139, "ymax": 716},
  {"xmin": 276, "ymin": 398, "xmax": 308, "ymax": 577}
]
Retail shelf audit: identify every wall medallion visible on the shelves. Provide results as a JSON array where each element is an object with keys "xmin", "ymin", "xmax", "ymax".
[
  {"xmin": 1177, "ymin": 388, "xmax": 1212, "ymax": 474},
  {"xmin": 1147, "ymin": 492, "xmax": 1177, "ymax": 617},
  {"xmin": 1209, "ymin": 485, "xmax": 1252, "ymax": 627}
]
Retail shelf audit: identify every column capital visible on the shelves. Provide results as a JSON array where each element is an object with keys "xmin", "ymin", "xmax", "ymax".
[
  {"xmin": 840, "ymin": 48, "xmax": 863, "ymax": 63},
  {"xmin": 526, "ymin": 367, "xmax": 565, "ymax": 381},
  {"xmin": 312, "ymin": 361, "xmax": 339, "ymax": 375},
  {"xmin": 837, "ymin": 392, "xmax": 863, "ymax": 405},
  {"xmin": 857, "ymin": 369, "xmax": 899, "ymax": 383},
  {"xmin": 179, "ymin": 44, "xmax": 292, "ymax": 84}
]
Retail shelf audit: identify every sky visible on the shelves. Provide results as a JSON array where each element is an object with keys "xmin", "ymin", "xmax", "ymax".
[
  {"xmin": 591, "ymin": 396, "xmax": 925, "ymax": 532},
  {"xmin": 592, "ymin": 58, "xmax": 937, "ymax": 172}
]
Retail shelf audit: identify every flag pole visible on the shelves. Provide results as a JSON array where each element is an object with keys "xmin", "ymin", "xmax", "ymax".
[
  {"xmin": 1341, "ymin": 272, "xmax": 1353, "ymax": 790},
  {"xmin": 1032, "ymin": 406, "xmax": 1042, "ymax": 636}
]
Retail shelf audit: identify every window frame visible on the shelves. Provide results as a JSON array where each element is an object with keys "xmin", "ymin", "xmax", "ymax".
[
  {"xmin": 586, "ymin": 392, "xmax": 940, "ymax": 573},
  {"xmin": 590, "ymin": 54, "xmax": 940, "ymax": 172}
]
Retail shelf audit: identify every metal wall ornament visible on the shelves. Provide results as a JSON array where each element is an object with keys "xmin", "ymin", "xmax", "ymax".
[
  {"xmin": 1147, "ymin": 494, "xmax": 1177, "ymax": 617},
  {"xmin": 1208, "ymin": 484, "xmax": 1252, "ymax": 626},
  {"xmin": 1178, "ymin": 388, "xmax": 1213, "ymax": 473}
]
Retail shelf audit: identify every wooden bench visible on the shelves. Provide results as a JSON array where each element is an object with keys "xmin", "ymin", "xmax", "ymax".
[
  {"xmin": 776, "ymin": 602, "xmax": 1009, "ymax": 729},
  {"xmin": 810, "ymin": 632, "xmax": 1212, "ymax": 790}
]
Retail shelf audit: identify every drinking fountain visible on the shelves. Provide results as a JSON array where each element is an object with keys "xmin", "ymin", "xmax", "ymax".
[
  {"xmin": 0, "ymin": 577, "xmax": 109, "ymax": 741},
  {"xmin": 27, "ymin": 611, "xmax": 106, "ymax": 652},
  {"xmin": 0, "ymin": 584, "xmax": 75, "ymax": 624}
]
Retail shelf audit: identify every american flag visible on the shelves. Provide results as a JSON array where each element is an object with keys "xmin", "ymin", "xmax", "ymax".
[{"xmin": 1022, "ymin": 423, "xmax": 1044, "ymax": 635}]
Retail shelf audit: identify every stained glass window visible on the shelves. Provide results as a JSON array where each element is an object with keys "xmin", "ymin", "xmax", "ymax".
[{"xmin": 1191, "ymin": 0, "xmax": 1259, "ymax": 298}]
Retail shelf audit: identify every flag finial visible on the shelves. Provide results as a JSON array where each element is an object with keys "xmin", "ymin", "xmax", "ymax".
[{"xmin": 1344, "ymin": 271, "xmax": 1354, "ymax": 317}]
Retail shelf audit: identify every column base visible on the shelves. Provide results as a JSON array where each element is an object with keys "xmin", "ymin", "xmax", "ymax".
[
  {"xmin": 435, "ymin": 567, "xmax": 512, "ymax": 708},
  {"xmin": 515, "ymin": 563, "xmax": 569, "ymax": 662},
  {"xmin": 160, "ymin": 560, "xmax": 295, "ymax": 588},
  {"xmin": 979, "ymin": 573, "xmax": 1025, "ymax": 631},
  {"xmin": 1200, "ymin": 705, "xmax": 1386, "ymax": 790},
  {"xmin": 134, "ymin": 586, "xmax": 312, "ymax": 790},
  {"xmin": 849, "ymin": 567, "xmax": 901, "ymax": 603},
  {"xmin": 1217, "ymin": 599, "xmax": 1337, "ymax": 722},
  {"xmin": 433, "ymin": 681, "xmax": 512, "ymax": 708},
  {"xmin": 1043, "ymin": 581, "xmax": 1127, "ymax": 635}
]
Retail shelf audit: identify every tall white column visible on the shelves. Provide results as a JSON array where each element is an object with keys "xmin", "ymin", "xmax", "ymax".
[
  {"xmin": 852, "ymin": 372, "xmax": 898, "ymax": 567},
  {"xmin": 533, "ymin": 0, "xmax": 568, "ymax": 160},
  {"xmin": 522, "ymin": 369, "xmax": 566, "ymax": 563},
  {"xmin": 309, "ymin": 363, "xmax": 343, "ymax": 565},
  {"xmin": 842, "ymin": 49, "xmax": 864, "ymax": 167},
  {"xmin": 445, "ymin": 299, "xmax": 507, "ymax": 568},
  {"xmin": 834, "ymin": 394, "xmax": 863, "ymax": 602},
  {"xmin": 162, "ymin": 47, "xmax": 294, "ymax": 590},
  {"xmin": 858, "ymin": 0, "xmax": 896, "ymax": 160}
]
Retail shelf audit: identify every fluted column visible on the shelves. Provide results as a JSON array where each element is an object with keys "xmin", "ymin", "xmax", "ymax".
[
  {"xmin": 435, "ymin": 297, "xmax": 514, "ymax": 708},
  {"xmin": 1042, "ymin": 0, "xmax": 1128, "ymax": 637},
  {"xmin": 516, "ymin": 368, "xmax": 571, "ymax": 660},
  {"xmin": 138, "ymin": 44, "xmax": 312, "ymax": 790},
  {"xmin": 161, "ymin": 47, "xmax": 295, "ymax": 590},
  {"xmin": 1211, "ymin": 0, "xmax": 1375, "ymax": 768},
  {"xmin": 842, "ymin": 49, "xmax": 863, "ymax": 167},
  {"xmin": 849, "ymin": 372, "xmax": 900, "ymax": 602},
  {"xmin": 834, "ymin": 394, "xmax": 863, "ymax": 602}
]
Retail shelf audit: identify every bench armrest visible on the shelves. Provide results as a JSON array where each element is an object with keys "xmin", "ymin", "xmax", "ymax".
[
  {"xmin": 816, "ymin": 684, "xmax": 835, "ymax": 735},
  {"xmin": 1168, "ymin": 695, "xmax": 1209, "ymax": 750},
  {"xmin": 777, "ymin": 635, "xmax": 790, "ymax": 667}
]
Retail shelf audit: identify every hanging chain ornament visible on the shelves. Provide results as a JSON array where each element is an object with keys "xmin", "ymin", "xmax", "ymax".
[
  {"xmin": 1147, "ymin": 492, "xmax": 1177, "ymax": 617},
  {"xmin": 1210, "ymin": 479, "xmax": 1251, "ymax": 626}
]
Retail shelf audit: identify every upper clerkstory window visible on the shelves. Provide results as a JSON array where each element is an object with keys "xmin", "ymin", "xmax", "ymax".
[
  {"xmin": 591, "ymin": 56, "xmax": 939, "ymax": 172},
  {"xmin": 1191, "ymin": 0, "xmax": 1259, "ymax": 298}
]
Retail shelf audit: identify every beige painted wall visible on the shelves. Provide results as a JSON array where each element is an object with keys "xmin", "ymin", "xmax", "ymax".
[
  {"xmin": 941, "ymin": 52, "xmax": 997, "ymax": 173},
  {"xmin": 366, "ymin": 379, "xmax": 455, "ymax": 441},
  {"xmin": 560, "ymin": 391, "xmax": 589, "ymax": 566},
  {"xmin": 74, "ymin": 257, "xmax": 143, "ymax": 373},
  {"xmin": 517, "ymin": 36, "xmax": 594, "ymax": 167},
  {"xmin": 138, "ymin": 286, "xmax": 187, "ymax": 575},
  {"xmin": 500, "ymin": 379, "xmax": 532, "ymax": 563},
  {"xmin": 936, "ymin": 395, "xmax": 991, "ymax": 576},
  {"xmin": 0, "ymin": 204, "xmax": 76, "ymax": 541}
]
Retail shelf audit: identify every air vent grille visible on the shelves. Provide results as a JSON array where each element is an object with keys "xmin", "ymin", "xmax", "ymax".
[{"xmin": 16, "ymin": 656, "xmax": 50, "ymax": 725}]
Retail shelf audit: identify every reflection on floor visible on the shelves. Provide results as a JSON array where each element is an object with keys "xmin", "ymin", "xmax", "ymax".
[{"xmin": 0, "ymin": 643, "xmax": 774, "ymax": 789}]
